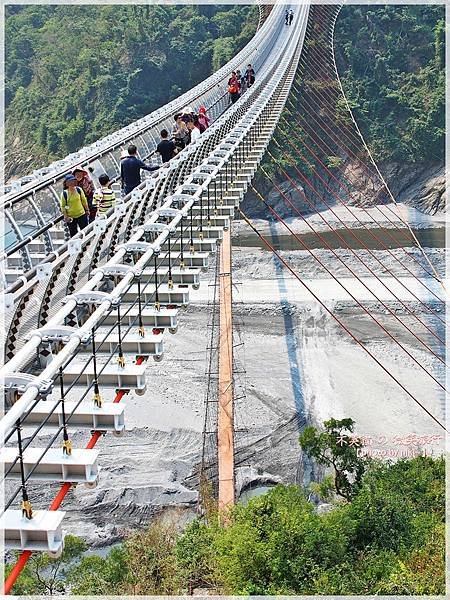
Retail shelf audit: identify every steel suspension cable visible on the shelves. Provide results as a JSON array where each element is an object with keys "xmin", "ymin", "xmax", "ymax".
[
  {"xmin": 265, "ymin": 142, "xmax": 445, "ymax": 327},
  {"xmin": 251, "ymin": 176, "xmax": 445, "ymax": 354},
  {"xmin": 284, "ymin": 99, "xmax": 426, "ymax": 251},
  {"xmin": 2, "ymin": 356, "xmax": 146, "ymax": 595},
  {"xmin": 237, "ymin": 208, "xmax": 446, "ymax": 433},
  {"xmin": 287, "ymin": 85, "xmax": 443, "ymax": 271},
  {"xmin": 279, "ymin": 108, "xmax": 443, "ymax": 284},
  {"xmin": 270, "ymin": 134, "xmax": 446, "ymax": 310},
  {"xmin": 290, "ymin": 80, "xmax": 380, "ymax": 178},
  {"xmin": 293, "ymin": 60, "xmax": 446, "ymax": 283},
  {"xmin": 276, "ymin": 116, "xmax": 445, "ymax": 302},
  {"xmin": 326, "ymin": 24, "xmax": 444, "ymax": 285}
]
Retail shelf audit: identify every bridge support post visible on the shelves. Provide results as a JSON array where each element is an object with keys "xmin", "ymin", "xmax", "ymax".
[{"xmin": 217, "ymin": 227, "xmax": 235, "ymax": 514}]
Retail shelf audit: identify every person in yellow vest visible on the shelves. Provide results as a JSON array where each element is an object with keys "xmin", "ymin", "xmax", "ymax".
[
  {"xmin": 60, "ymin": 173, "xmax": 89, "ymax": 237},
  {"xmin": 93, "ymin": 173, "xmax": 116, "ymax": 215}
]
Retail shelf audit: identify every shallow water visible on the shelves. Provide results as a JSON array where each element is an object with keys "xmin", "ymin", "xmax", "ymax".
[
  {"xmin": 233, "ymin": 227, "xmax": 445, "ymax": 251},
  {"xmin": 239, "ymin": 484, "xmax": 274, "ymax": 503}
]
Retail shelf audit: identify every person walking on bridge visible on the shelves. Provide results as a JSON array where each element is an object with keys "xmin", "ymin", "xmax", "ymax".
[
  {"xmin": 172, "ymin": 113, "xmax": 189, "ymax": 149},
  {"xmin": 198, "ymin": 106, "xmax": 210, "ymax": 130},
  {"xmin": 73, "ymin": 167, "xmax": 95, "ymax": 223},
  {"xmin": 285, "ymin": 9, "xmax": 289, "ymax": 25},
  {"xmin": 187, "ymin": 119, "xmax": 201, "ymax": 143},
  {"xmin": 156, "ymin": 129, "xmax": 177, "ymax": 163},
  {"xmin": 245, "ymin": 64, "xmax": 255, "ymax": 88},
  {"xmin": 228, "ymin": 71, "xmax": 240, "ymax": 104},
  {"xmin": 93, "ymin": 174, "xmax": 116, "ymax": 215},
  {"xmin": 120, "ymin": 144, "xmax": 158, "ymax": 196},
  {"xmin": 289, "ymin": 9, "xmax": 294, "ymax": 25},
  {"xmin": 60, "ymin": 174, "xmax": 89, "ymax": 237}
]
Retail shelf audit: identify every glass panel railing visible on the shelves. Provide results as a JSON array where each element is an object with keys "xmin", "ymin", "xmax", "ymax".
[
  {"xmin": 100, "ymin": 153, "xmax": 120, "ymax": 178},
  {"xmin": 3, "ymin": 218, "xmax": 19, "ymax": 252},
  {"xmin": 11, "ymin": 198, "xmax": 39, "ymax": 236},
  {"xmin": 33, "ymin": 187, "xmax": 60, "ymax": 221}
]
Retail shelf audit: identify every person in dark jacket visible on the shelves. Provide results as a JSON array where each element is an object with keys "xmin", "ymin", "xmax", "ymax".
[
  {"xmin": 120, "ymin": 145, "xmax": 158, "ymax": 195},
  {"xmin": 156, "ymin": 129, "xmax": 177, "ymax": 163},
  {"xmin": 245, "ymin": 64, "xmax": 256, "ymax": 88}
]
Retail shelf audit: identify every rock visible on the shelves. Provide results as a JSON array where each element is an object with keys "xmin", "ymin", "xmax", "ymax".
[
  {"xmin": 381, "ymin": 161, "xmax": 445, "ymax": 214},
  {"xmin": 240, "ymin": 160, "xmax": 445, "ymax": 221},
  {"xmin": 315, "ymin": 502, "xmax": 335, "ymax": 515}
]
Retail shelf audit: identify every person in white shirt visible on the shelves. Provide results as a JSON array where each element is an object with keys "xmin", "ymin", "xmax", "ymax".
[{"xmin": 187, "ymin": 120, "xmax": 201, "ymax": 143}]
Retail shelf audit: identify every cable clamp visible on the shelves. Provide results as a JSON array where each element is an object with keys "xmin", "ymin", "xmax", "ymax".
[
  {"xmin": 62, "ymin": 439, "xmax": 72, "ymax": 456},
  {"xmin": 21, "ymin": 499, "xmax": 33, "ymax": 520},
  {"xmin": 157, "ymin": 208, "xmax": 181, "ymax": 218},
  {"xmin": 218, "ymin": 142, "xmax": 235, "ymax": 152},
  {"xmin": 180, "ymin": 183, "xmax": 202, "ymax": 195},
  {"xmin": 213, "ymin": 150, "xmax": 229, "ymax": 160},
  {"xmin": 27, "ymin": 325, "xmax": 90, "ymax": 346},
  {"xmin": 92, "ymin": 264, "xmax": 134, "ymax": 279},
  {"xmin": 118, "ymin": 241, "xmax": 153, "ymax": 254},
  {"xmin": 93, "ymin": 393, "xmax": 103, "ymax": 408},
  {"xmin": 63, "ymin": 291, "xmax": 120, "ymax": 308},
  {"xmin": 169, "ymin": 193, "xmax": 196, "ymax": 207},
  {"xmin": 198, "ymin": 165, "xmax": 217, "ymax": 175},
  {"xmin": 4, "ymin": 374, "xmax": 53, "ymax": 397},
  {"xmin": 142, "ymin": 222, "xmax": 166, "ymax": 233},
  {"xmin": 36, "ymin": 262, "xmax": 53, "ymax": 282}
]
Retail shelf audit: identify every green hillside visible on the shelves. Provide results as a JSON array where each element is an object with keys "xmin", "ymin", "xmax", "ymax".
[
  {"xmin": 335, "ymin": 4, "xmax": 444, "ymax": 164},
  {"xmin": 5, "ymin": 4, "xmax": 257, "ymax": 178}
]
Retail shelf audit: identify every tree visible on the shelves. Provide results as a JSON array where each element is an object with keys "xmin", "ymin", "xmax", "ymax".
[
  {"xmin": 67, "ymin": 545, "xmax": 128, "ymax": 595},
  {"xmin": 334, "ymin": 5, "xmax": 444, "ymax": 164},
  {"xmin": 5, "ymin": 5, "xmax": 258, "ymax": 179},
  {"xmin": 121, "ymin": 519, "xmax": 181, "ymax": 594},
  {"xmin": 5, "ymin": 534, "xmax": 86, "ymax": 595},
  {"xmin": 175, "ymin": 519, "xmax": 220, "ymax": 593},
  {"xmin": 299, "ymin": 418, "xmax": 368, "ymax": 501}
]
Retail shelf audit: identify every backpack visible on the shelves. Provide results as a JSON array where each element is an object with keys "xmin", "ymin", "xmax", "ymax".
[{"xmin": 228, "ymin": 83, "xmax": 238, "ymax": 94}]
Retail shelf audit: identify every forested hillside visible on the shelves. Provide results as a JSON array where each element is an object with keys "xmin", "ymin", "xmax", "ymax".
[
  {"xmin": 335, "ymin": 5, "xmax": 444, "ymax": 165},
  {"xmin": 5, "ymin": 4, "xmax": 257, "ymax": 179}
]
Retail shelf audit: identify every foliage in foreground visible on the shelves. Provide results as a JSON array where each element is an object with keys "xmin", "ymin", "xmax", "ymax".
[{"xmin": 7, "ymin": 452, "xmax": 444, "ymax": 595}]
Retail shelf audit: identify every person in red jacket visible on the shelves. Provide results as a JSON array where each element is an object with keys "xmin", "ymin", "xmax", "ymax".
[
  {"xmin": 198, "ymin": 106, "xmax": 210, "ymax": 130},
  {"xmin": 228, "ymin": 72, "xmax": 240, "ymax": 104}
]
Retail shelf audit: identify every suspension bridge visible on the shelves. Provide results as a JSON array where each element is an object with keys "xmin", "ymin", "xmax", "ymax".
[{"xmin": 1, "ymin": 2, "xmax": 446, "ymax": 593}]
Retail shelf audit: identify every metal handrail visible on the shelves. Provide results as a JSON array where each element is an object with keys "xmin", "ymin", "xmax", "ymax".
[
  {"xmin": 1, "ymin": 6, "xmax": 280, "ymax": 265},
  {"xmin": 2, "ymin": 90, "xmax": 229, "ymax": 295}
]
